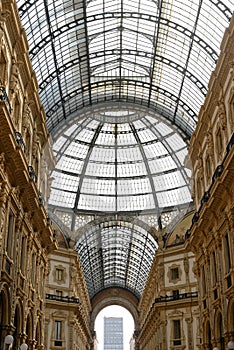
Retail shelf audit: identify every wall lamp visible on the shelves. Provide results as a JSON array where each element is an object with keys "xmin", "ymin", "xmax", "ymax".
[
  {"xmin": 4, "ymin": 335, "xmax": 14, "ymax": 349},
  {"xmin": 228, "ymin": 341, "xmax": 234, "ymax": 350}
]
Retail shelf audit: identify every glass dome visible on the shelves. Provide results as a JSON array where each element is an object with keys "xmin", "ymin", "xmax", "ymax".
[{"xmin": 49, "ymin": 110, "xmax": 191, "ymax": 222}]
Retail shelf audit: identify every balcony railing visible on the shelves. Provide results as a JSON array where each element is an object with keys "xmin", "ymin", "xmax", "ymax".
[
  {"xmin": 28, "ymin": 165, "xmax": 37, "ymax": 183},
  {"xmin": 0, "ymin": 86, "xmax": 12, "ymax": 114},
  {"xmin": 141, "ymin": 291, "xmax": 198, "ymax": 329},
  {"xmin": 38, "ymin": 192, "xmax": 45, "ymax": 205},
  {"xmin": 45, "ymin": 293, "xmax": 80, "ymax": 304},
  {"xmin": 14, "ymin": 131, "xmax": 26, "ymax": 153},
  {"xmin": 154, "ymin": 291, "xmax": 198, "ymax": 304}
]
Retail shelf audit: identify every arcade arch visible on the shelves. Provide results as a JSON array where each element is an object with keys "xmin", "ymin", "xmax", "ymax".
[{"xmin": 90, "ymin": 287, "xmax": 140, "ymax": 338}]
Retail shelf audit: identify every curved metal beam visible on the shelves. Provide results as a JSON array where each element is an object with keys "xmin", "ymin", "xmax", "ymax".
[
  {"xmin": 49, "ymin": 101, "xmax": 193, "ymax": 149},
  {"xmin": 172, "ymin": 0, "xmax": 203, "ymax": 123},
  {"xmin": 38, "ymin": 50, "xmax": 206, "ymax": 96},
  {"xmin": 147, "ymin": 0, "xmax": 163, "ymax": 107},
  {"xmin": 18, "ymin": 0, "xmax": 232, "ymax": 22},
  {"xmin": 124, "ymin": 223, "xmax": 134, "ymax": 288},
  {"xmin": 45, "ymin": 82, "xmax": 194, "ymax": 121},
  {"xmin": 129, "ymin": 122, "xmax": 162, "ymax": 228},
  {"xmin": 83, "ymin": 0, "xmax": 92, "ymax": 106},
  {"xmin": 45, "ymin": 79, "xmax": 197, "ymax": 132},
  {"xmin": 210, "ymin": 0, "xmax": 232, "ymax": 20},
  {"xmin": 91, "ymin": 57, "xmax": 150, "ymax": 76},
  {"xmin": 141, "ymin": 116, "xmax": 190, "ymax": 190},
  {"xmin": 42, "ymin": 0, "xmax": 66, "ymax": 121},
  {"xmin": 133, "ymin": 231, "xmax": 153, "ymax": 291},
  {"xmin": 27, "ymin": 12, "xmax": 218, "ymax": 62},
  {"xmin": 54, "ymin": 118, "xmax": 91, "ymax": 163},
  {"xmin": 72, "ymin": 122, "xmax": 103, "ymax": 230},
  {"xmin": 52, "ymin": 163, "xmax": 182, "ymax": 182}
]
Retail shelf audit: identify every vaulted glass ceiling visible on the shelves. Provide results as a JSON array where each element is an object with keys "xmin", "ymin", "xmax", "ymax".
[
  {"xmin": 75, "ymin": 218, "xmax": 158, "ymax": 298},
  {"xmin": 16, "ymin": 0, "xmax": 233, "ymax": 138},
  {"xmin": 16, "ymin": 0, "xmax": 234, "ymax": 299}
]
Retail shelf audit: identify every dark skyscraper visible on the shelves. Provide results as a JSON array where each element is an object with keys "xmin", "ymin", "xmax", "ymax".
[{"xmin": 104, "ymin": 317, "xmax": 123, "ymax": 350}]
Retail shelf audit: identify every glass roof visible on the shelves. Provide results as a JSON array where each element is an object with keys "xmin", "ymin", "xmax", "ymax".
[
  {"xmin": 49, "ymin": 111, "xmax": 191, "ymax": 226},
  {"xmin": 16, "ymin": 0, "xmax": 233, "ymax": 138},
  {"xmin": 74, "ymin": 218, "xmax": 158, "ymax": 298},
  {"xmin": 15, "ymin": 0, "xmax": 234, "ymax": 298}
]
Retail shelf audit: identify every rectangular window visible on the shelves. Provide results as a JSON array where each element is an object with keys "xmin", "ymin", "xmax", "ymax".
[
  {"xmin": 31, "ymin": 253, "xmax": 36, "ymax": 287},
  {"xmin": 197, "ymin": 179, "xmax": 202, "ymax": 201},
  {"xmin": 173, "ymin": 320, "xmax": 181, "ymax": 346},
  {"xmin": 6, "ymin": 211, "xmax": 14, "ymax": 258},
  {"xmin": 20, "ymin": 236, "xmax": 26, "ymax": 273},
  {"xmin": 40, "ymin": 267, "xmax": 44, "ymax": 296},
  {"xmin": 171, "ymin": 267, "xmax": 179, "ymax": 280},
  {"xmin": 54, "ymin": 320, "xmax": 62, "ymax": 346},
  {"xmin": 224, "ymin": 234, "xmax": 231, "ymax": 273},
  {"xmin": 206, "ymin": 156, "xmax": 211, "ymax": 178},
  {"xmin": 212, "ymin": 251, "xmax": 217, "ymax": 286},
  {"xmin": 56, "ymin": 268, "xmax": 63, "ymax": 281},
  {"xmin": 0, "ymin": 54, "xmax": 7, "ymax": 85},
  {"xmin": 13, "ymin": 96, "xmax": 21, "ymax": 129},
  {"xmin": 217, "ymin": 129, "xmax": 223, "ymax": 154},
  {"xmin": 202, "ymin": 266, "xmax": 206, "ymax": 297}
]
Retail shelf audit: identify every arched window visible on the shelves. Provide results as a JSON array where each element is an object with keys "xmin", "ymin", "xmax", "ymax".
[
  {"xmin": 227, "ymin": 300, "xmax": 234, "ymax": 338},
  {"xmin": 216, "ymin": 313, "xmax": 225, "ymax": 350},
  {"xmin": 35, "ymin": 319, "xmax": 42, "ymax": 346},
  {"xmin": 26, "ymin": 312, "xmax": 34, "ymax": 346},
  {"xmin": 204, "ymin": 321, "xmax": 212, "ymax": 350},
  {"xmin": 94, "ymin": 305, "xmax": 134, "ymax": 350},
  {"xmin": 13, "ymin": 304, "xmax": 22, "ymax": 350},
  {"xmin": 0, "ymin": 288, "xmax": 10, "ymax": 349}
]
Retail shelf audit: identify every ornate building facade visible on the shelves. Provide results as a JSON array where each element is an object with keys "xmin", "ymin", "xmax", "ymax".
[
  {"xmin": 0, "ymin": 1, "xmax": 91, "ymax": 349},
  {"xmin": 0, "ymin": 1, "xmax": 233, "ymax": 350},
  {"xmin": 45, "ymin": 231, "xmax": 92, "ymax": 350},
  {"xmin": 138, "ymin": 212, "xmax": 199, "ymax": 350},
  {"xmin": 0, "ymin": 0, "xmax": 55, "ymax": 349},
  {"xmin": 186, "ymin": 16, "xmax": 234, "ymax": 350}
]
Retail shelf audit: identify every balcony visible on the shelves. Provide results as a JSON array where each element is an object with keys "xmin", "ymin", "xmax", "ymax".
[
  {"xmin": 154, "ymin": 291, "xmax": 198, "ymax": 304},
  {"xmin": 141, "ymin": 291, "xmax": 198, "ymax": 329},
  {"xmin": 45, "ymin": 293, "xmax": 80, "ymax": 304}
]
